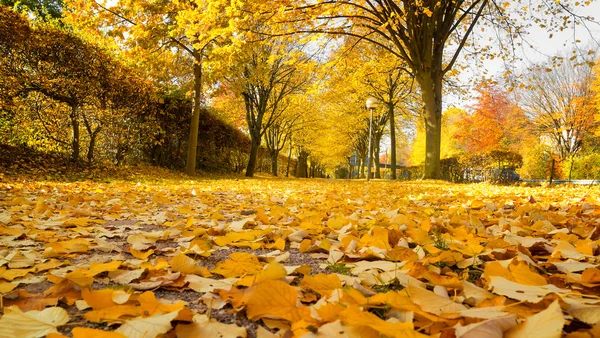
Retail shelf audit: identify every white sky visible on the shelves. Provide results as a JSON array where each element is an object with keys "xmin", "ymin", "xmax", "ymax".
[{"xmin": 449, "ymin": 1, "xmax": 600, "ymax": 109}]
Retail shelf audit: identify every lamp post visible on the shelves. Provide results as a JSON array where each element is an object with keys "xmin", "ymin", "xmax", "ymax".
[{"xmin": 365, "ymin": 97, "xmax": 378, "ymax": 181}]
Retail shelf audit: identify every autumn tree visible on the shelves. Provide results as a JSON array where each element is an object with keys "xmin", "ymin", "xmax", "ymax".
[
  {"xmin": 0, "ymin": 7, "xmax": 109, "ymax": 161},
  {"xmin": 1, "ymin": 0, "xmax": 63, "ymax": 19},
  {"xmin": 223, "ymin": 38, "xmax": 312, "ymax": 177},
  {"xmin": 454, "ymin": 83, "xmax": 528, "ymax": 155},
  {"xmin": 356, "ymin": 48, "xmax": 415, "ymax": 179},
  {"xmin": 263, "ymin": 0, "xmax": 597, "ymax": 179},
  {"xmin": 264, "ymin": 99, "xmax": 303, "ymax": 176},
  {"xmin": 521, "ymin": 53, "xmax": 598, "ymax": 164},
  {"xmin": 1, "ymin": 6, "xmax": 157, "ymax": 164},
  {"xmin": 65, "ymin": 0, "xmax": 235, "ymax": 175}
]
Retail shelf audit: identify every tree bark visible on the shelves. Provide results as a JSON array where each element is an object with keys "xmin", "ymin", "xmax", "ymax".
[
  {"xmin": 374, "ymin": 134, "xmax": 382, "ymax": 178},
  {"xmin": 70, "ymin": 104, "xmax": 80, "ymax": 162},
  {"xmin": 286, "ymin": 142, "xmax": 292, "ymax": 177},
  {"xmin": 246, "ymin": 134, "xmax": 260, "ymax": 177},
  {"xmin": 185, "ymin": 51, "xmax": 202, "ymax": 176},
  {"xmin": 359, "ymin": 159, "xmax": 364, "ymax": 178},
  {"xmin": 86, "ymin": 127, "xmax": 101, "ymax": 163},
  {"xmin": 418, "ymin": 73, "xmax": 443, "ymax": 179},
  {"xmin": 270, "ymin": 150, "xmax": 279, "ymax": 176},
  {"xmin": 389, "ymin": 102, "xmax": 397, "ymax": 179},
  {"xmin": 296, "ymin": 150, "xmax": 308, "ymax": 178}
]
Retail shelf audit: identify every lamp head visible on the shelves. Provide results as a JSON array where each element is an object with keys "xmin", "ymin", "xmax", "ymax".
[{"xmin": 365, "ymin": 97, "xmax": 379, "ymax": 110}]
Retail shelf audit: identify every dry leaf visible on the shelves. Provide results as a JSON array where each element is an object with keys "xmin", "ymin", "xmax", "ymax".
[
  {"xmin": 115, "ymin": 310, "xmax": 180, "ymax": 338},
  {"xmin": 0, "ymin": 306, "xmax": 69, "ymax": 338},
  {"xmin": 175, "ymin": 314, "xmax": 247, "ymax": 338}
]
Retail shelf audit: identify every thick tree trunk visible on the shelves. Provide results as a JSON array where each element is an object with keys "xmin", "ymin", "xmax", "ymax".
[
  {"xmin": 185, "ymin": 52, "xmax": 203, "ymax": 176},
  {"xmin": 418, "ymin": 73, "xmax": 443, "ymax": 179},
  {"xmin": 296, "ymin": 150, "xmax": 308, "ymax": 178},
  {"xmin": 246, "ymin": 135, "xmax": 260, "ymax": 177},
  {"xmin": 70, "ymin": 104, "xmax": 80, "ymax": 162},
  {"xmin": 270, "ymin": 150, "xmax": 279, "ymax": 176},
  {"xmin": 389, "ymin": 103, "xmax": 397, "ymax": 179}
]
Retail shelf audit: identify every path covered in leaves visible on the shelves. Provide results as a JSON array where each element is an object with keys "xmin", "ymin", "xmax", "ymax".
[{"xmin": 1, "ymin": 175, "xmax": 600, "ymax": 337}]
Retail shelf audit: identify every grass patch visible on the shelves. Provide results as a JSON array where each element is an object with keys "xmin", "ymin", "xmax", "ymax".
[{"xmin": 327, "ymin": 263, "xmax": 352, "ymax": 275}]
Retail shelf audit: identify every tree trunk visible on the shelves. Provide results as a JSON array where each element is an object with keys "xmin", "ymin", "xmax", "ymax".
[
  {"xmin": 185, "ymin": 51, "xmax": 203, "ymax": 176},
  {"xmin": 270, "ymin": 150, "xmax": 279, "ymax": 176},
  {"xmin": 70, "ymin": 104, "xmax": 80, "ymax": 162},
  {"xmin": 418, "ymin": 73, "xmax": 443, "ymax": 179},
  {"xmin": 374, "ymin": 133, "xmax": 382, "ymax": 178},
  {"xmin": 568, "ymin": 156, "xmax": 574, "ymax": 183},
  {"xmin": 359, "ymin": 159, "xmax": 364, "ymax": 178},
  {"xmin": 87, "ymin": 127, "xmax": 101, "ymax": 163},
  {"xmin": 246, "ymin": 134, "xmax": 260, "ymax": 177},
  {"xmin": 296, "ymin": 150, "xmax": 308, "ymax": 178},
  {"xmin": 389, "ymin": 102, "xmax": 397, "ymax": 180},
  {"xmin": 286, "ymin": 142, "xmax": 293, "ymax": 177}
]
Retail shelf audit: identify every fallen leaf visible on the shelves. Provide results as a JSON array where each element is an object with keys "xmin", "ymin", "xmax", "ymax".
[
  {"xmin": 245, "ymin": 280, "xmax": 305, "ymax": 322},
  {"xmin": 175, "ymin": 314, "xmax": 247, "ymax": 338},
  {"xmin": 0, "ymin": 306, "xmax": 69, "ymax": 338},
  {"xmin": 72, "ymin": 327, "xmax": 127, "ymax": 338},
  {"xmin": 115, "ymin": 310, "xmax": 180, "ymax": 338},
  {"xmin": 505, "ymin": 300, "xmax": 564, "ymax": 338}
]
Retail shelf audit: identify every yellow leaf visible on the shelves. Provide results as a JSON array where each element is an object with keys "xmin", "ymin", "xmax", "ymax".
[
  {"xmin": 505, "ymin": 300, "xmax": 564, "ymax": 338},
  {"xmin": 89, "ymin": 261, "xmax": 122, "ymax": 275},
  {"xmin": 404, "ymin": 285, "xmax": 467, "ymax": 316},
  {"xmin": 338, "ymin": 305, "xmax": 427, "ymax": 337},
  {"xmin": 81, "ymin": 288, "xmax": 117, "ymax": 310},
  {"xmin": 581, "ymin": 267, "xmax": 600, "ymax": 283},
  {"xmin": 171, "ymin": 253, "xmax": 211, "ymax": 276},
  {"xmin": 300, "ymin": 273, "xmax": 342, "ymax": 297},
  {"xmin": 115, "ymin": 310, "xmax": 180, "ymax": 338},
  {"xmin": 212, "ymin": 252, "xmax": 263, "ymax": 278},
  {"xmin": 175, "ymin": 314, "xmax": 247, "ymax": 338},
  {"xmin": 64, "ymin": 269, "xmax": 94, "ymax": 286},
  {"xmin": 72, "ymin": 327, "xmax": 127, "ymax": 338},
  {"xmin": 238, "ymin": 262, "xmax": 287, "ymax": 286},
  {"xmin": 245, "ymin": 280, "xmax": 305, "ymax": 322},
  {"xmin": 185, "ymin": 275, "xmax": 238, "ymax": 293},
  {"xmin": 85, "ymin": 305, "xmax": 142, "ymax": 323},
  {"xmin": 130, "ymin": 248, "xmax": 154, "ymax": 260},
  {"xmin": 508, "ymin": 260, "xmax": 546, "ymax": 286},
  {"xmin": 0, "ymin": 281, "xmax": 18, "ymax": 293},
  {"xmin": 0, "ymin": 267, "xmax": 34, "ymax": 281},
  {"xmin": 0, "ymin": 306, "xmax": 69, "ymax": 337},
  {"xmin": 454, "ymin": 314, "xmax": 517, "ymax": 337},
  {"xmin": 138, "ymin": 291, "xmax": 185, "ymax": 316}
]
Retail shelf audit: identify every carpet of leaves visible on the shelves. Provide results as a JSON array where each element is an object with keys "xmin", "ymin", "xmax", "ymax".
[{"xmin": 1, "ymin": 173, "xmax": 600, "ymax": 338}]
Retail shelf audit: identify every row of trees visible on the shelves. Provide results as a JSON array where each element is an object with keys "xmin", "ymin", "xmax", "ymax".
[
  {"xmin": 2, "ymin": 1, "xmax": 598, "ymax": 180},
  {"xmin": 0, "ymin": 6, "xmax": 156, "ymax": 164},
  {"xmin": 62, "ymin": 0, "xmax": 597, "ymax": 179},
  {"xmin": 0, "ymin": 5, "xmax": 257, "ymax": 172}
]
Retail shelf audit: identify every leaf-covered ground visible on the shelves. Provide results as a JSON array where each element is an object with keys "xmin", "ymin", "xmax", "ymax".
[{"xmin": 1, "ymin": 172, "xmax": 600, "ymax": 337}]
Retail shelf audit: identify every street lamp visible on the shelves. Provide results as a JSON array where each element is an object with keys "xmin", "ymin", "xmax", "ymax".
[{"xmin": 365, "ymin": 97, "xmax": 378, "ymax": 181}]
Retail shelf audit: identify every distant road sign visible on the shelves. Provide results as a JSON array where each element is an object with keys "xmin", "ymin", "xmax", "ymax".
[{"xmin": 350, "ymin": 155, "xmax": 359, "ymax": 166}]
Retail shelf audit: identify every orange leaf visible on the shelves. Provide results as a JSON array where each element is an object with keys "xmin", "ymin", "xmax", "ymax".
[
  {"xmin": 245, "ymin": 280, "xmax": 305, "ymax": 322},
  {"xmin": 138, "ymin": 291, "xmax": 185, "ymax": 317},
  {"xmin": 582, "ymin": 268, "xmax": 600, "ymax": 283},
  {"xmin": 212, "ymin": 252, "xmax": 263, "ymax": 278},
  {"xmin": 72, "ymin": 327, "xmax": 126, "ymax": 338},
  {"xmin": 81, "ymin": 288, "xmax": 117, "ymax": 310},
  {"xmin": 300, "ymin": 273, "xmax": 342, "ymax": 297}
]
